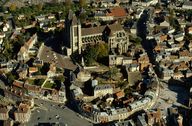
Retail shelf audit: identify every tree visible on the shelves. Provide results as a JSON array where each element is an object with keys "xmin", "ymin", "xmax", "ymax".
[
  {"xmin": 79, "ymin": 13, "xmax": 87, "ymax": 23},
  {"xmin": 129, "ymin": 35, "xmax": 142, "ymax": 45},
  {"xmin": 96, "ymin": 43, "xmax": 108, "ymax": 59},
  {"xmin": 9, "ymin": 4, "xmax": 16, "ymax": 12},
  {"xmin": 40, "ymin": 63, "xmax": 50, "ymax": 75},
  {"xmin": 105, "ymin": 67, "xmax": 119, "ymax": 80},
  {"xmin": 6, "ymin": 72, "xmax": 17, "ymax": 84},
  {"xmin": 65, "ymin": 0, "xmax": 72, "ymax": 9},
  {"xmin": 84, "ymin": 46, "xmax": 97, "ymax": 66},
  {"xmin": 79, "ymin": 0, "xmax": 86, "ymax": 8},
  {"xmin": 169, "ymin": 17, "xmax": 181, "ymax": 31},
  {"xmin": 37, "ymin": 3, "xmax": 43, "ymax": 11}
]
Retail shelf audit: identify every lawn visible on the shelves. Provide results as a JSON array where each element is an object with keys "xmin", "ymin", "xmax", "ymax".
[
  {"xmin": 27, "ymin": 79, "xmax": 45, "ymax": 86},
  {"xmin": 43, "ymin": 81, "xmax": 56, "ymax": 89},
  {"xmin": 27, "ymin": 79, "xmax": 35, "ymax": 85}
]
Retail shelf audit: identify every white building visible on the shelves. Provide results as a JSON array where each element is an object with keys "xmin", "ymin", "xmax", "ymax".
[{"xmin": 94, "ymin": 84, "xmax": 113, "ymax": 97}]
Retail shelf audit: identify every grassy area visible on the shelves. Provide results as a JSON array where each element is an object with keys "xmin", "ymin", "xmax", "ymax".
[
  {"xmin": 27, "ymin": 79, "xmax": 35, "ymax": 85},
  {"xmin": 43, "ymin": 81, "xmax": 56, "ymax": 88},
  {"xmin": 27, "ymin": 79, "xmax": 45, "ymax": 86}
]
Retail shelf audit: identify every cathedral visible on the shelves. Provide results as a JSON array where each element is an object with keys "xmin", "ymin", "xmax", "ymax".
[{"xmin": 64, "ymin": 10, "xmax": 129, "ymax": 56}]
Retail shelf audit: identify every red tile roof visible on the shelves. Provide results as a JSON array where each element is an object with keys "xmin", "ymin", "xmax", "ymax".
[
  {"xmin": 13, "ymin": 80, "xmax": 24, "ymax": 88},
  {"xmin": 106, "ymin": 7, "xmax": 127, "ymax": 18}
]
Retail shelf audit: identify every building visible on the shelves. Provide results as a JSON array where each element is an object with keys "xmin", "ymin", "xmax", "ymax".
[
  {"xmin": 17, "ymin": 34, "xmax": 37, "ymax": 62},
  {"xmin": 137, "ymin": 114, "xmax": 148, "ymax": 126},
  {"xmin": 115, "ymin": 119, "xmax": 136, "ymax": 126},
  {"xmin": 28, "ymin": 67, "xmax": 38, "ymax": 76},
  {"xmin": 47, "ymin": 63, "xmax": 56, "ymax": 78},
  {"xmin": 182, "ymin": 1, "xmax": 192, "ymax": 9},
  {"xmin": 0, "ymin": 106, "xmax": 9, "ymax": 120},
  {"xmin": 94, "ymin": 84, "xmax": 113, "ymax": 97},
  {"xmin": 3, "ymin": 119, "xmax": 14, "ymax": 126},
  {"xmin": 14, "ymin": 103, "xmax": 31, "ymax": 123},
  {"xmin": 138, "ymin": 53, "xmax": 150, "ymax": 71},
  {"xmin": 64, "ymin": 10, "xmax": 129, "ymax": 56}
]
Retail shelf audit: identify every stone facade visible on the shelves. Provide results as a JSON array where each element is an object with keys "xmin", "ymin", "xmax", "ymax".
[{"xmin": 64, "ymin": 11, "xmax": 129, "ymax": 56}]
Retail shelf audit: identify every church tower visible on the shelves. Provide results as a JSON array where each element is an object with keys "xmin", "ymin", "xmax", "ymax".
[{"xmin": 66, "ymin": 10, "xmax": 82, "ymax": 55}]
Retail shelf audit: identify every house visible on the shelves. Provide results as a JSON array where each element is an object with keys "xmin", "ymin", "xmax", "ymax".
[
  {"xmin": 146, "ymin": 109, "xmax": 162, "ymax": 126},
  {"xmin": 126, "ymin": 63, "xmax": 140, "ymax": 72},
  {"xmin": 161, "ymin": 68, "xmax": 174, "ymax": 80},
  {"xmin": 135, "ymin": 9, "xmax": 144, "ymax": 19},
  {"xmin": 33, "ymin": 58, "xmax": 43, "ymax": 67},
  {"xmin": 105, "ymin": 7, "xmax": 127, "ymax": 20},
  {"xmin": 14, "ymin": 103, "xmax": 31, "ymax": 123},
  {"xmin": 17, "ymin": 33, "xmax": 37, "ymax": 62},
  {"xmin": 128, "ymin": 97, "xmax": 151, "ymax": 111},
  {"xmin": 115, "ymin": 119, "xmax": 136, "ymax": 126},
  {"xmin": 94, "ymin": 84, "xmax": 113, "ymax": 97},
  {"xmin": 110, "ymin": 108, "xmax": 129, "ymax": 121},
  {"xmin": 182, "ymin": 1, "xmax": 192, "ymax": 9},
  {"xmin": 160, "ymin": 20, "xmax": 170, "ymax": 27},
  {"xmin": 3, "ymin": 86, "xmax": 32, "ymax": 103},
  {"xmin": 3, "ymin": 119, "xmax": 14, "ymax": 126},
  {"xmin": 0, "ymin": 106, "xmax": 9, "ymax": 120},
  {"xmin": 115, "ymin": 91, "xmax": 125, "ymax": 99},
  {"xmin": 154, "ymin": 32, "xmax": 165, "ymax": 43},
  {"xmin": 137, "ymin": 114, "xmax": 148, "ymax": 126},
  {"xmin": 35, "ymin": 15, "xmax": 46, "ymax": 21},
  {"xmin": 16, "ymin": 64, "xmax": 28, "ymax": 79},
  {"xmin": 0, "ymin": 32, "xmax": 5, "ymax": 39},
  {"xmin": 52, "ymin": 89, "xmax": 66, "ymax": 103},
  {"xmin": 18, "ymin": 15, "xmax": 25, "ymax": 20},
  {"xmin": 187, "ymin": 26, "xmax": 192, "ymax": 34},
  {"xmin": 47, "ymin": 63, "xmax": 56, "ymax": 78},
  {"xmin": 138, "ymin": 53, "xmax": 150, "ymax": 71},
  {"xmin": 186, "ymin": 69, "xmax": 192, "ymax": 78},
  {"xmin": 179, "ymin": 50, "xmax": 190, "ymax": 62},
  {"xmin": 177, "ymin": 61, "xmax": 188, "ymax": 71},
  {"xmin": 47, "ymin": 14, "xmax": 55, "ymax": 20},
  {"xmin": 173, "ymin": 71, "xmax": 184, "ymax": 80},
  {"xmin": 159, "ymin": 34, "xmax": 168, "ymax": 43},
  {"xmin": 28, "ymin": 67, "xmax": 38, "ymax": 76},
  {"xmin": 174, "ymin": 32, "xmax": 184, "ymax": 42},
  {"xmin": 13, "ymin": 80, "xmax": 24, "ymax": 88},
  {"xmin": 58, "ymin": 85, "xmax": 67, "ymax": 103},
  {"xmin": 24, "ymin": 83, "xmax": 41, "ymax": 96},
  {"xmin": 130, "ymin": 24, "xmax": 137, "ymax": 35},
  {"xmin": 109, "ymin": 55, "xmax": 123, "ymax": 66},
  {"xmin": 2, "ymin": 23, "xmax": 10, "ymax": 32},
  {"xmin": 123, "ymin": 57, "xmax": 133, "ymax": 65}
]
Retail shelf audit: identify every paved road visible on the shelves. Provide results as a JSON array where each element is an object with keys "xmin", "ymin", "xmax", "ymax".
[{"xmin": 25, "ymin": 99, "xmax": 92, "ymax": 126}]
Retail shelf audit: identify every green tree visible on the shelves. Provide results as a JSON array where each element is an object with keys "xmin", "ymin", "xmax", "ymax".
[
  {"xmin": 79, "ymin": 13, "xmax": 87, "ymax": 23},
  {"xmin": 129, "ymin": 35, "xmax": 142, "ymax": 45},
  {"xmin": 6, "ymin": 72, "xmax": 17, "ymax": 84},
  {"xmin": 106, "ymin": 67, "xmax": 119, "ymax": 80},
  {"xmin": 40, "ymin": 63, "xmax": 50, "ymax": 75},
  {"xmin": 65, "ymin": 0, "xmax": 72, "ymax": 9},
  {"xmin": 79, "ymin": 0, "xmax": 86, "ymax": 8},
  {"xmin": 169, "ymin": 17, "xmax": 181, "ymax": 31},
  {"xmin": 84, "ymin": 46, "xmax": 97, "ymax": 66},
  {"xmin": 9, "ymin": 4, "xmax": 16, "ymax": 12},
  {"xmin": 37, "ymin": 3, "xmax": 43, "ymax": 11},
  {"xmin": 96, "ymin": 43, "xmax": 108, "ymax": 59}
]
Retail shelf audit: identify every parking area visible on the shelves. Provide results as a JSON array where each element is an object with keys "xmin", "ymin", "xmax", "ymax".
[{"xmin": 26, "ymin": 99, "xmax": 92, "ymax": 126}]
